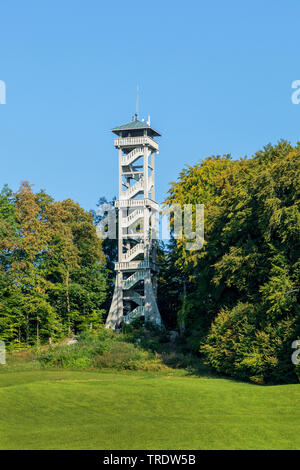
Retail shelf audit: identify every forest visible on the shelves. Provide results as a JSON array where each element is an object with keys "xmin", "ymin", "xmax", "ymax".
[{"xmin": 0, "ymin": 140, "xmax": 299, "ymax": 384}]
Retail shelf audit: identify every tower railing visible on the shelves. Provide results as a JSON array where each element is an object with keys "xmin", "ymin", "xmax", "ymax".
[
  {"xmin": 122, "ymin": 270, "xmax": 146, "ymax": 290},
  {"xmin": 114, "ymin": 136, "xmax": 159, "ymax": 151},
  {"xmin": 121, "ymin": 177, "xmax": 144, "ymax": 200},
  {"xmin": 122, "ymin": 242, "xmax": 144, "ymax": 261},
  {"xmin": 115, "ymin": 198, "xmax": 158, "ymax": 210},
  {"xmin": 121, "ymin": 147, "xmax": 143, "ymax": 166},
  {"xmin": 123, "ymin": 306, "xmax": 145, "ymax": 324},
  {"xmin": 122, "ymin": 209, "xmax": 144, "ymax": 227}
]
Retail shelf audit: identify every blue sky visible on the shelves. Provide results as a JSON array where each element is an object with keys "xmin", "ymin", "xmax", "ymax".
[{"xmin": 0, "ymin": 0, "xmax": 299, "ymax": 210}]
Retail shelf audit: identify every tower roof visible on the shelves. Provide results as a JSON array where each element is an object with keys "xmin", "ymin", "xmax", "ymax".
[{"xmin": 111, "ymin": 118, "xmax": 161, "ymax": 137}]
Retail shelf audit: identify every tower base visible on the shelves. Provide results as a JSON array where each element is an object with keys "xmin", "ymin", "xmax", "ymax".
[{"xmin": 105, "ymin": 270, "xmax": 162, "ymax": 329}]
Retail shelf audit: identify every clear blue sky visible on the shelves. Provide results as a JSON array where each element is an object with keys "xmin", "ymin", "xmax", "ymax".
[{"xmin": 1, "ymin": 0, "xmax": 299, "ymax": 210}]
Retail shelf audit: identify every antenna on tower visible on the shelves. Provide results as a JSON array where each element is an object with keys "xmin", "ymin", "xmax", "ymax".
[{"xmin": 135, "ymin": 84, "xmax": 139, "ymax": 120}]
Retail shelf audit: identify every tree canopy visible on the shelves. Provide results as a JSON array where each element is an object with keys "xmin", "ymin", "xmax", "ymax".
[
  {"xmin": 162, "ymin": 141, "xmax": 300, "ymax": 383},
  {"xmin": 0, "ymin": 182, "xmax": 107, "ymax": 347}
]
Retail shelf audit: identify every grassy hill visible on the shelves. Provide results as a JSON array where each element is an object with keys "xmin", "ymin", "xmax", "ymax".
[{"xmin": 0, "ymin": 368, "xmax": 299, "ymax": 450}]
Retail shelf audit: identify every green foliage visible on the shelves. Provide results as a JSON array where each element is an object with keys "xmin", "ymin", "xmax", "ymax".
[
  {"xmin": 0, "ymin": 183, "xmax": 108, "ymax": 347},
  {"xmin": 94, "ymin": 342, "xmax": 153, "ymax": 370},
  {"xmin": 122, "ymin": 318, "xmax": 170, "ymax": 352},
  {"xmin": 38, "ymin": 328, "xmax": 166, "ymax": 371},
  {"xmin": 164, "ymin": 141, "xmax": 300, "ymax": 383}
]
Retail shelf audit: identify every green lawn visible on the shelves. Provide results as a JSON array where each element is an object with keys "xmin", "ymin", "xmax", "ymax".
[{"xmin": 0, "ymin": 369, "xmax": 299, "ymax": 450}]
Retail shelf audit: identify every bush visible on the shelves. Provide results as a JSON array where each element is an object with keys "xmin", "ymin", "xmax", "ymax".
[
  {"xmin": 201, "ymin": 302, "xmax": 299, "ymax": 384},
  {"xmin": 122, "ymin": 319, "xmax": 171, "ymax": 353},
  {"xmin": 38, "ymin": 327, "xmax": 166, "ymax": 371},
  {"xmin": 94, "ymin": 341, "xmax": 167, "ymax": 371},
  {"xmin": 94, "ymin": 342, "xmax": 146, "ymax": 369}
]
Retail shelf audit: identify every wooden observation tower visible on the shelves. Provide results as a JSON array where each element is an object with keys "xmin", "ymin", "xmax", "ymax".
[{"xmin": 105, "ymin": 116, "xmax": 162, "ymax": 329}]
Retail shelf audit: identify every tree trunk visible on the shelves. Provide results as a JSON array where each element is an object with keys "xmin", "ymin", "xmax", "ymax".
[
  {"xmin": 66, "ymin": 269, "xmax": 71, "ymax": 336},
  {"xmin": 36, "ymin": 318, "xmax": 39, "ymax": 344},
  {"xmin": 179, "ymin": 279, "xmax": 186, "ymax": 336},
  {"xmin": 26, "ymin": 314, "xmax": 29, "ymax": 344}
]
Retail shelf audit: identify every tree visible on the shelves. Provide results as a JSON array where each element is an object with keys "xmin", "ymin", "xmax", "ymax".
[
  {"xmin": 164, "ymin": 142, "xmax": 300, "ymax": 383},
  {"xmin": 0, "ymin": 183, "xmax": 108, "ymax": 347}
]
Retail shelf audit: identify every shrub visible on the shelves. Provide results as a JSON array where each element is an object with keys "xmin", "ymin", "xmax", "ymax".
[
  {"xmin": 94, "ymin": 341, "xmax": 155, "ymax": 370},
  {"xmin": 38, "ymin": 327, "xmax": 167, "ymax": 371},
  {"xmin": 201, "ymin": 302, "xmax": 299, "ymax": 384}
]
